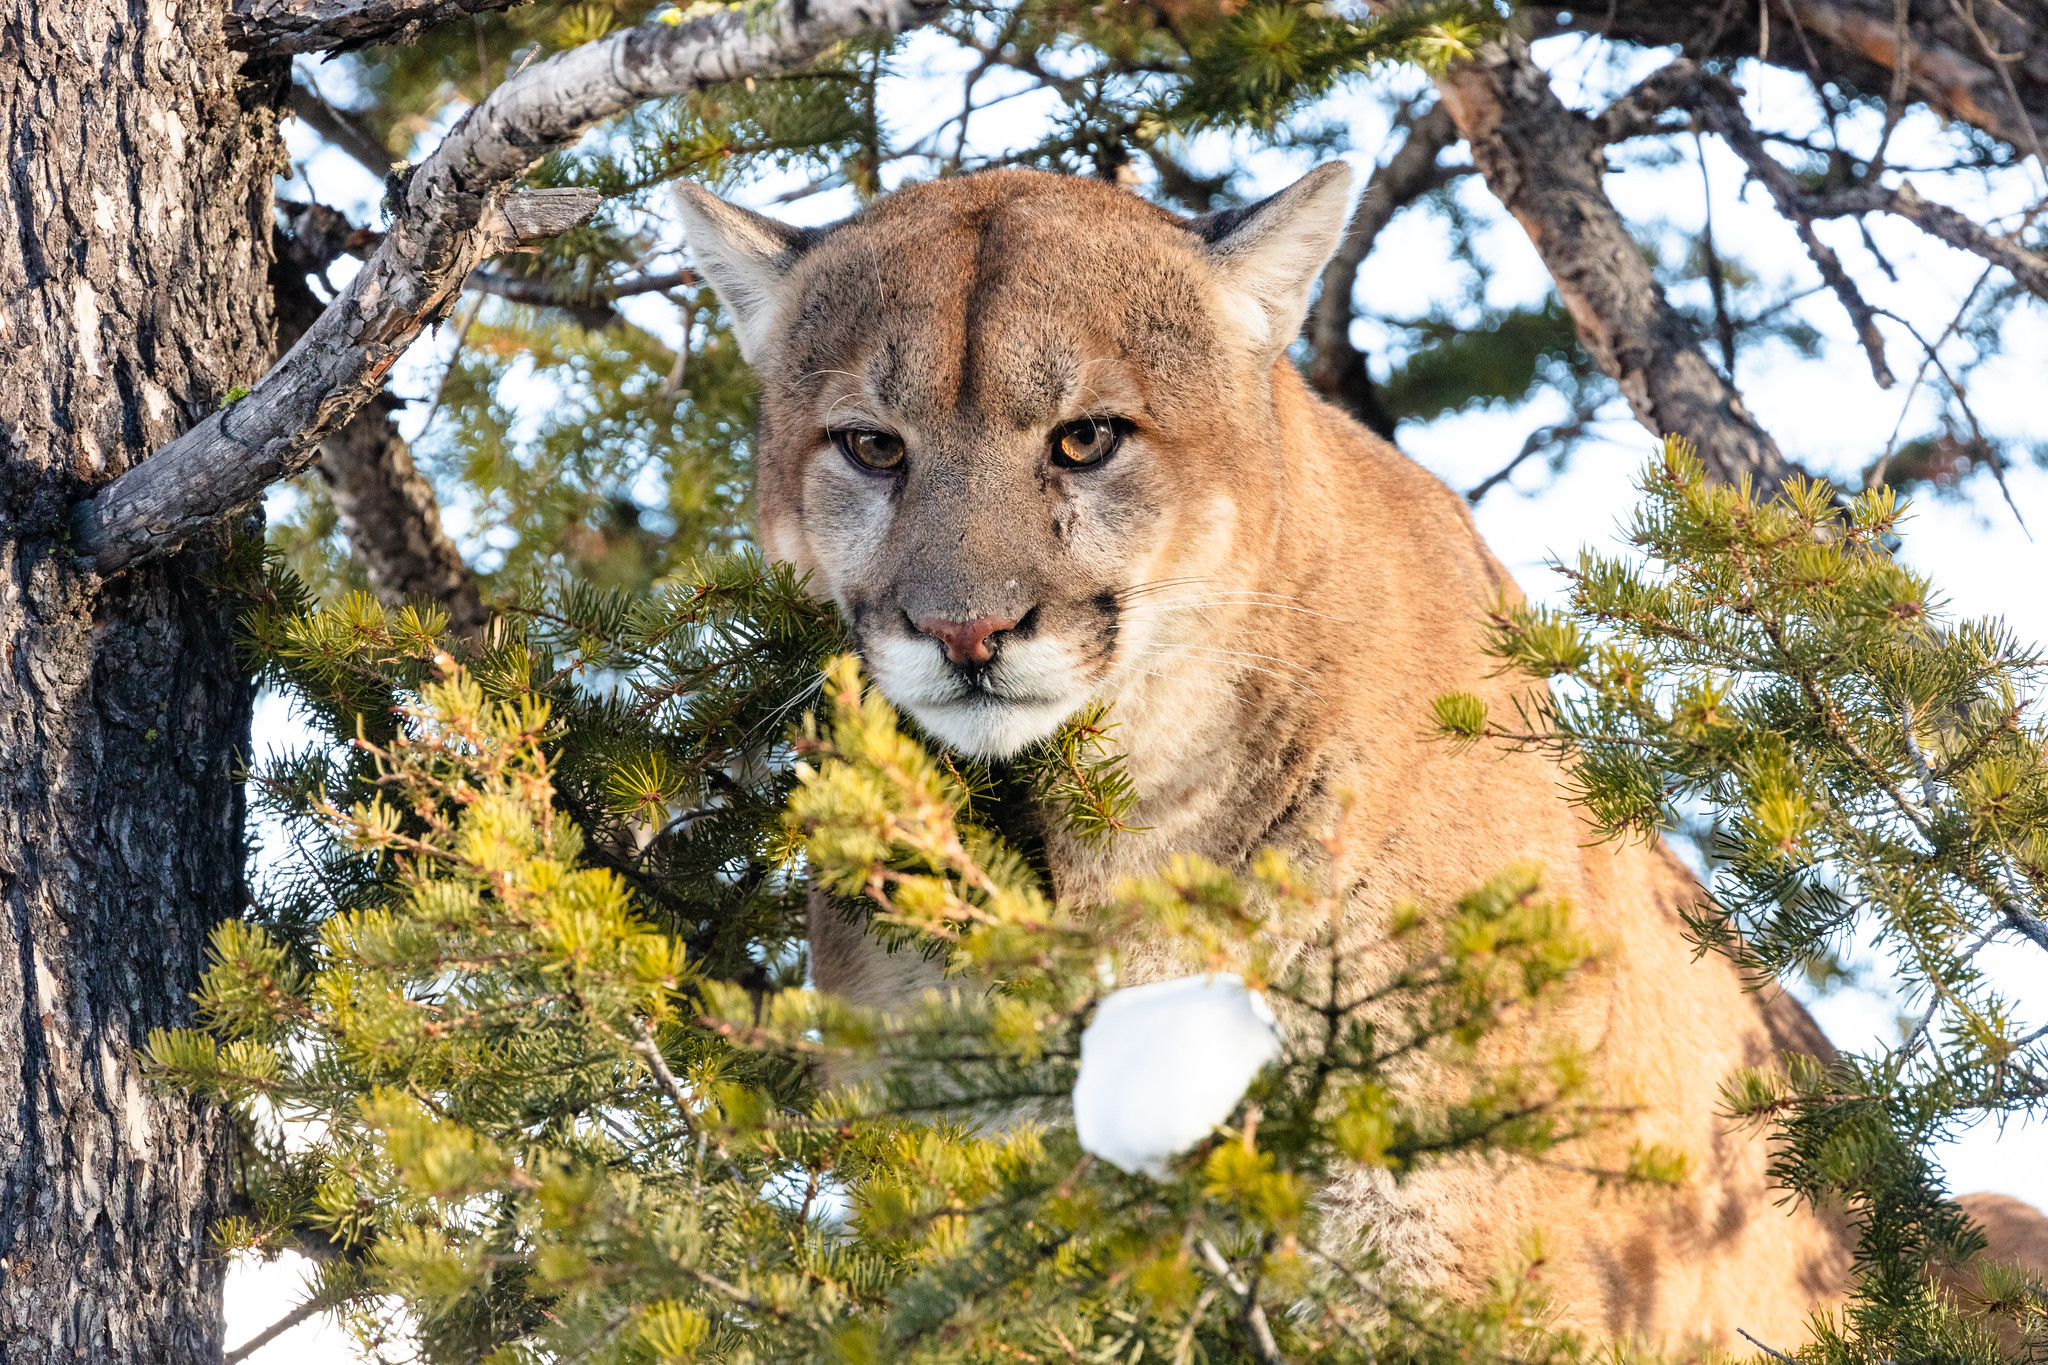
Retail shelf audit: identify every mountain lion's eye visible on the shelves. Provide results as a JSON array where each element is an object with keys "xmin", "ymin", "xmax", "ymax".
[
  {"xmin": 834, "ymin": 429, "xmax": 905, "ymax": 472},
  {"xmin": 1052, "ymin": 417, "xmax": 1125, "ymax": 469}
]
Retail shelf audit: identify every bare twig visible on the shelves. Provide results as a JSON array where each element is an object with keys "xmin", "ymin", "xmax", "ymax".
[
  {"xmin": 1800, "ymin": 180, "xmax": 2048, "ymax": 304},
  {"xmin": 1466, "ymin": 397, "xmax": 1607, "ymax": 504},
  {"xmin": 468, "ymin": 266, "xmax": 698, "ymax": 308},
  {"xmin": 418, "ymin": 289, "xmax": 486, "ymax": 441},
  {"xmin": 225, "ymin": 1294, "xmax": 338, "ymax": 1364},
  {"xmin": 632, "ymin": 1019, "xmax": 699, "ymax": 1137},
  {"xmin": 1172, "ymin": 1286, "xmax": 1221, "ymax": 1365},
  {"xmin": 285, "ymin": 82, "xmax": 395, "ymax": 177},
  {"xmin": 1867, "ymin": 265, "xmax": 1992, "ymax": 490},
  {"xmin": 1870, "ymin": 0, "xmax": 1914, "ymax": 176},
  {"xmin": 1738, "ymin": 1327, "xmax": 1801, "ymax": 1363},
  {"xmin": 1195, "ymin": 1237, "xmax": 1286, "ymax": 1365},
  {"xmin": 1672, "ymin": 64, "xmax": 1895, "ymax": 386},
  {"xmin": 1946, "ymin": 0, "xmax": 2048, "ymax": 175},
  {"xmin": 663, "ymin": 296, "xmax": 697, "ymax": 398},
  {"xmin": 1868, "ymin": 305, "xmax": 2028, "ymax": 532},
  {"xmin": 1604, "ymin": 60, "xmax": 2048, "ymax": 314},
  {"xmin": 1529, "ymin": 0, "xmax": 2048, "ymax": 162},
  {"xmin": 72, "ymin": 0, "xmax": 942, "ymax": 575},
  {"xmin": 1697, "ymin": 133, "xmax": 1739, "ymax": 377}
]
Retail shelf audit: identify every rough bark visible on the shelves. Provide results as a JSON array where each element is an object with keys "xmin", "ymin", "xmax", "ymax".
[
  {"xmin": 1525, "ymin": 0, "xmax": 2048, "ymax": 163},
  {"xmin": 1305, "ymin": 103, "xmax": 1463, "ymax": 437},
  {"xmin": 70, "ymin": 0, "xmax": 943, "ymax": 577},
  {"xmin": 273, "ymin": 246, "xmax": 490, "ymax": 638},
  {"xmin": 232, "ymin": 0, "xmax": 536, "ymax": 55},
  {"xmin": 0, "ymin": 0, "xmax": 277, "ymax": 1356},
  {"xmin": 1435, "ymin": 33, "xmax": 1804, "ymax": 494}
]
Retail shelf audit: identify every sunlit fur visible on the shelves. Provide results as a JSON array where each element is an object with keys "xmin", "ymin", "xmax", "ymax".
[
  {"xmin": 865, "ymin": 630, "xmax": 1090, "ymax": 757},
  {"xmin": 677, "ymin": 167, "xmax": 2041, "ymax": 1350}
]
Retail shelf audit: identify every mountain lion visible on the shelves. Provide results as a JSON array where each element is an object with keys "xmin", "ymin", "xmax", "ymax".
[{"xmin": 676, "ymin": 163, "xmax": 2041, "ymax": 1352}]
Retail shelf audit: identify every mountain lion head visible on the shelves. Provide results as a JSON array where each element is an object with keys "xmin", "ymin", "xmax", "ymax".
[{"xmin": 677, "ymin": 165, "xmax": 1352, "ymax": 757}]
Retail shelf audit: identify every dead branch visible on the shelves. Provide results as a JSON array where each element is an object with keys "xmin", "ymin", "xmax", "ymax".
[
  {"xmin": 1622, "ymin": 60, "xmax": 2048, "ymax": 305},
  {"xmin": 1522, "ymin": 0, "xmax": 2048, "ymax": 163},
  {"xmin": 285, "ymin": 83, "xmax": 395, "ymax": 177},
  {"xmin": 1306, "ymin": 102, "xmax": 1465, "ymax": 438},
  {"xmin": 1435, "ymin": 34, "xmax": 1807, "ymax": 494},
  {"xmin": 1804, "ymin": 180, "xmax": 2048, "ymax": 300},
  {"xmin": 1663, "ymin": 64, "xmax": 1897, "ymax": 387},
  {"xmin": 468, "ymin": 265, "xmax": 697, "ymax": 326},
  {"xmin": 272, "ymin": 227, "xmax": 491, "ymax": 639},
  {"xmin": 72, "ymin": 0, "xmax": 941, "ymax": 577},
  {"xmin": 233, "ymin": 0, "xmax": 536, "ymax": 56},
  {"xmin": 1465, "ymin": 396, "xmax": 1608, "ymax": 504}
]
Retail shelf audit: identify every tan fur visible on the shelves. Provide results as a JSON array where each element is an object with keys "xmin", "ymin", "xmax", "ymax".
[
  {"xmin": 678, "ymin": 167, "xmax": 2032, "ymax": 1354},
  {"xmin": 1961, "ymin": 1193, "xmax": 2048, "ymax": 1275}
]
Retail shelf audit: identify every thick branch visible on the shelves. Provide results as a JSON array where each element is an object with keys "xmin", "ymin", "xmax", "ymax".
[
  {"xmin": 1435, "ymin": 34, "xmax": 1805, "ymax": 494},
  {"xmin": 1523, "ymin": 0, "xmax": 2048, "ymax": 163},
  {"xmin": 285, "ymin": 83, "xmax": 395, "ymax": 177},
  {"xmin": 234, "ymin": 0, "xmax": 534, "ymax": 56},
  {"xmin": 1306, "ymin": 102, "xmax": 1464, "ymax": 438},
  {"xmin": 73, "ymin": 0, "xmax": 941, "ymax": 576},
  {"xmin": 273, "ymin": 231, "xmax": 491, "ymax": 639}
]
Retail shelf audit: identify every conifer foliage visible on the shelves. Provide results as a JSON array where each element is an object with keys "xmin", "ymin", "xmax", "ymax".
[
  {"xmin": 167, "ymin": 551, "xmax": 1614, "ymax": 1361},
  {"xmin": 1433, "ymin": 440, "xmax": 2048, "ymax": 1363}
]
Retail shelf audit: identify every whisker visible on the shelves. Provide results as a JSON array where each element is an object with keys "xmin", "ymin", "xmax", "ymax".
[
  {"xmin": 1131, "ymin": 643, "xmax": 1318, "ymax": 675},
  {"xmin": 1133, "ymin": 587, "xmax": 1311, "ymax": 605},
  {"xmin": 1127, "ymin": 647, "xmax": 1323, "ymax": 699},
  {"xmin": 1113, "ymin": 576, "xmax": 1213, "ymax": 601},
  {"xmin": 1127, "ymin": 598, "xmax": 1354, "ymax": 623},
  {"xmin": 1102, "ymin": 661, "xmax": 1246, "ymax": 706}
]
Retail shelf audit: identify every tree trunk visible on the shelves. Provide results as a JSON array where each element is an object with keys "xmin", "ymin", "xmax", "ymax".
[{"xmin": 0, "ymin": 0, "xmax": 278, "ymax": 1356}]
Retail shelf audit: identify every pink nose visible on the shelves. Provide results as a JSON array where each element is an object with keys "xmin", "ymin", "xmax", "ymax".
[{"xmin": 915, "ymin": 614, "xmax": 1018, "ymax": 666}]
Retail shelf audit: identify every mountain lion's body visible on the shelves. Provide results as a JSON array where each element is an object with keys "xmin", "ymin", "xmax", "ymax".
[{"xmin": 678, "ymin": 164, "xmax": 2039, "ymax": 1352}]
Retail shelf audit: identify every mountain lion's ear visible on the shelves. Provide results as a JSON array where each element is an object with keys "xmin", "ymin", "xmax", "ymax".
[
  {"xmin": 673, "ymin": 182, "xmax": 815, "ymax": 364},
  {"xmin": 1192, "ymin": 162, "xmax": 1354, "ymax": 360}
]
